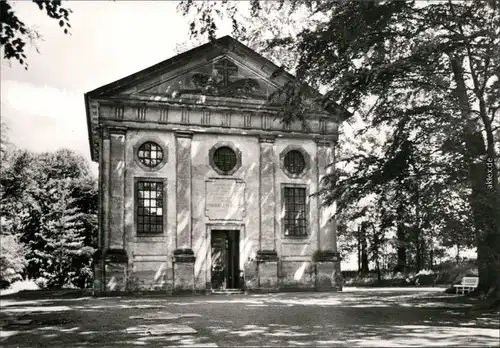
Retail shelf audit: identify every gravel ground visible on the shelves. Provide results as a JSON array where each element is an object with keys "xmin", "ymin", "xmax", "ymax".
[{"xmin": 1, "ymin": 288, "xmax": 498, "ymax": 347}]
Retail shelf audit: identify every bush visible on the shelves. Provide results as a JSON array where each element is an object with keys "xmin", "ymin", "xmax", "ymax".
[
  {"xmin": 343, "ymin": 261, "xmax": 478, "ymax": 288},
  {"xmin": 406, "ymin": 269, "xmax": 435, "ymax": 286},
  {"xmin": 345, "ymin": 273, "xmax": 410, "ymax": 287},
  {"xmin": 433, "ymin": 260, "xmax": 477, "ymax": 286},
  {"xmin": 35, "ymin": 277, "xmax": 49, "ymax": 289}
]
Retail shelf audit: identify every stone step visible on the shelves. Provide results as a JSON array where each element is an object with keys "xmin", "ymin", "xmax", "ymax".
[
  {"xmin": 125, "ymin": 323, "xmax": 197, "ymax": 335},
  {"xmin": 210, "ymin": 289, "xmax": 244, "ymax": 295}
]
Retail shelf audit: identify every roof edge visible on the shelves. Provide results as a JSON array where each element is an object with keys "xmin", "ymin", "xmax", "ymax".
[{"xmin": 84, "ymin": 93, "xmax": 96, "ymax": 162}]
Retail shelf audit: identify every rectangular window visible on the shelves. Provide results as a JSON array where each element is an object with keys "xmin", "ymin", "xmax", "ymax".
[
  {"xmin": 283, "ymin": 186, "xmax": 307, "ymax": 237},
  {"xmin": 136, "ymin": 180, "xmax": 164, "ymax": 234}
]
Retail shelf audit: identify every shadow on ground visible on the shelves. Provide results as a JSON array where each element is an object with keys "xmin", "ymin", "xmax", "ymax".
[{"xmin": 1, "ymin": 289, "xmax": 498, "ymax": 347}]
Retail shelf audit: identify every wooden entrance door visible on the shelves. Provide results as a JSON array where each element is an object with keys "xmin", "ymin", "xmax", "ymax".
[{"xmin": 211, "ymin": 230, "xmax": 240, "ymax": 289}]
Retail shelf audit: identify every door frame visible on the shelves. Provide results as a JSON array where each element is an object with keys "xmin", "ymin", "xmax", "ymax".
[{"xmin": 206, "ymin": 223, "xmax": 245, "ymax": 289}]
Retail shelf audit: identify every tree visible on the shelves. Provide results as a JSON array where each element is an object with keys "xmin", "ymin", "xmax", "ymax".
[
  {"xmin": 0, "ymin": 121, "xmax": 13, "ymax": 163},
  {"xmin": 0, "ymin": 146, "xmax": 97, "ymax": 288},
  {"xmin": 33, "ymin": 178, "xmax": 94, "ymax": 288},
  {"xmin": 0, "ymin": 123, "xmax": 29, "ymax": 288},
  {"xmin": 179, "ymin": 0, "xmax": 500, "ymax": 297},
  {"xmin": 0, "ymin": 0, "xmax": 72, "ymax": 69}
]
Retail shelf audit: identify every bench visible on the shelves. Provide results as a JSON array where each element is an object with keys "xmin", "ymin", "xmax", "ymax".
[{"xmin": 453, "ymin": 276, "xmax": 479, "ymax": 294}]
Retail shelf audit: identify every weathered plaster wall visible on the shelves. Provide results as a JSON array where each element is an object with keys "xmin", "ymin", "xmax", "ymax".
[
  {"xmin": 274, "ymin": 138, "xmax": 319, "ymax": 258},
  {"xmin": 123, "ymin": 129, "xmax": 177, "ymax": 290},
  {"xmin": 100, "ymin": 110, "xmax": 337, "ymax": 292},
  {"xmin": 191, "ymin": 132, "xmax": 261, "ymax": 289},
  {"xmin": 274, "ymin": 138, "xmax": 319, "ymax": 289},
  {"xmin": 279, "ymin": 260, "xmax": 316, "ymax": 289}
]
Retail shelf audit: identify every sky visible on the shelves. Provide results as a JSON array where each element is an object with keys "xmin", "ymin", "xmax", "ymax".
[{"xmin": 1, "ymin": 1, "xmax": 234, "ymax": 175}]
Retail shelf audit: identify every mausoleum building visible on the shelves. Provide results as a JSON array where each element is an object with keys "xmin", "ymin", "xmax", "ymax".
[{"xmin": 85, "ymin": 36, "xmax": 350, "ymax": 294}]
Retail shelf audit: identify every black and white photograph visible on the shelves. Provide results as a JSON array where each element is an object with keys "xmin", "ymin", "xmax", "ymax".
[{"xmin": 0, "ymin": 0, "xmax": 499, "ymax": 346}]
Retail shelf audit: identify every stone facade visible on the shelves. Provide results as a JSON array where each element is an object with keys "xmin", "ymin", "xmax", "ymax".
[{"xmin": 85, "ymin": 36, "xmax": 349, "ymax": 294}]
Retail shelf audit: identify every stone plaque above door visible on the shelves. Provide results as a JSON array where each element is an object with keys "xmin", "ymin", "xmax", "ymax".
[{"xmin": 205, "ymin": 178, "xmax": 246, "ymax": 221}]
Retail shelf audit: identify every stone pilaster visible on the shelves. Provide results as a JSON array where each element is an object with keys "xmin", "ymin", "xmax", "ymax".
[
  {"xmin": 244, "ymin": 261, "xmax": 259, "ymax": 291},
  {"xmin": 259, "ymin": 135, "xmax": 277, "ymax": 252},
  {"xmin": 256, "ymin": 251, "xmax": 279, "ymax": 292},
  {"xmin": 173, "ymin": 249, "xmax": 195, "ymax": 293},
  {"xmin": 104, "ymin": 249, "xmax": 128, "ymax": 292},
  {"xmin": 101, "ymin": 127, "xmax": 111, "ymax": 251},
  {"xmin": 92, "ymin": 249, "xmax": 104, "ymax": 295},
  {"xmin": 316, "ymin": 139, "xmax": 336, "ymax": 252},
  {"xmin": 256, "ymin": 135, "xmax": 279, "ymax": 291},
  {"xmin": 109, "ymin": 127, "xmax": 127, "ymax": 250},
  {"xmin": 315, "ymin": 139, "xmax": 342, "ymax": 291},
  {"xmin": 175, "ymin": 131, "xmax": 193, "ymax": 250},
  {"xmin": 173, "ymin": 131, "xmax": 195, "ymax": 293},
  {"xmin": 98, "ymin": 126, "xmax": 129, "ymax": 293},
  {"xmin": 93, "ymin": 127, "xmax": 108, "ymax": 293}
]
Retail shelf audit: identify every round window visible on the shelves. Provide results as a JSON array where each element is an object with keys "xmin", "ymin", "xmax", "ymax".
[
  {"xmin": 213, "ymin": 146, "xmax": 237, "ymax": 173},
  {"xmin": 284, "ymin": 150, "xmax": 306, "ymax": 174},
  {"xmin": 137, "ymin": 141, "xmax": 163, "ymax": 168}
]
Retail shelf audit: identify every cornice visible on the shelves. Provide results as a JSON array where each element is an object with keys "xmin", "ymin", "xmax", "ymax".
[
  {"xmin": 315, "ymin": 134, "xmax": 338, "ymax": 146},
  {"xmin": 175, "ymin": 130, "xmax": 194, "ymax": 139},
  {"xmin": 108, "ymin": 125, "xmax": 127, "ymax": 135},
  {"xmin": 95, "ymin": 94, "xmax": 332, "ymax": 119},
  {"xmin": 259, "ymin": 135, "xmax": 276, "ymax": 144},
  {"xmin": 102, "ymin": 119, "xmax": 336, "ymax": 141}
]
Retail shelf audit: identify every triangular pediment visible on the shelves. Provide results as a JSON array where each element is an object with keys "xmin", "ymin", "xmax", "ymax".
[
  {"xmin": 87, "ymin": 36, "xmax": 293, "ymax": 102},
  {"xmin": 135, "ymin": 56, "xmax": 280, "ymax": 100}
]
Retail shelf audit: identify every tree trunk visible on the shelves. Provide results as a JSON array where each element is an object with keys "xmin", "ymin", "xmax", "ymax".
[
  {"xmin": 416, "ymin": 242, "xmax": 421, "ymax": 272},
  {"xmin": 376, "ymin": 256, "xmax": 381, "ymax": 282},
  {"xmin": 420, "ymin": 237, "xmax": 425, "ymax": 271},
  {"xmin": 357, "ymin": 227, "xmax": 362, "ymax": 272},
  {"xmin": 429, "ymin": 231, "xmax": 434, "ymax": 270},
  {"xmin": 415, "ymin": 230, "xmax": 424, "ymax": 272},
  {"xmin": 394, "ymin": 223, "xmax": 407, "ymax": 274},
  {"xmin": 393, "ymin": 197, "xmax": 407, "ymax": 274},
  {"xmin": 414, "ymin": 186, "xmax": 423, "ymax": 272},
  {"xmin": 360, "ymin": 229, "xmax": 369, "ymax": 274},
  {"xmin": 449, "ymin": 56, "xmax": 500, "ymax": 297}
]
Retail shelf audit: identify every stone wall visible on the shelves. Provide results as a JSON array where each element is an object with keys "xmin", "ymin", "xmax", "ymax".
[
  {"xmin": 279, "ymin": 260, "xmax": 316, "ymax": 290},
  {"xmin": 191, "ymin": 132, "xmax": 261, "ymax": 289},
  {"xmin": 123, "ymin": 129, "xmax": 177, "ymax": 291},
  {"xmin": 95, "ymin": 111, "xmax": 341, "ymax": 293}
]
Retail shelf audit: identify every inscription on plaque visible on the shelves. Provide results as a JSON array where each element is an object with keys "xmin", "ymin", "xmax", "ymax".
[{"xmin": 205, "ymin": 179, "xmax": 245, "ymax": 220}]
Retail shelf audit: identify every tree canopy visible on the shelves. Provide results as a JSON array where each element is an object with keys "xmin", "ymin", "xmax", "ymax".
[
  {"xmin": 0, "ymin": 0, "xmax": 72, "ymax": 69},
  {"xmin": 0, "ymin": 131, "xmax": 97, "ymax": 289}
]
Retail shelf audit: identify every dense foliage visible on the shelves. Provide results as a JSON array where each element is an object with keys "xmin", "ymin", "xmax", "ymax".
[
  {"xmin": 179, "ymin": 0, "xmax": 500, "ymax": 295},
  {"xmin": 0, "ymin": 0, "xmax": 72, "ymax": 69},
  {"xmin": 0, "ymin": 124, "xmax": 97, "ymax": 289}
]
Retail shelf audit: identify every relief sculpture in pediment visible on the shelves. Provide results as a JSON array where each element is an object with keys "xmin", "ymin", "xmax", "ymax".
[
  {"xmin": 189, "ymin": 58, "xmax": 261, "ymax": 98},
  {"xmin": 143, "ymin": 58, "xmax": 268, "ymax": 99}
]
